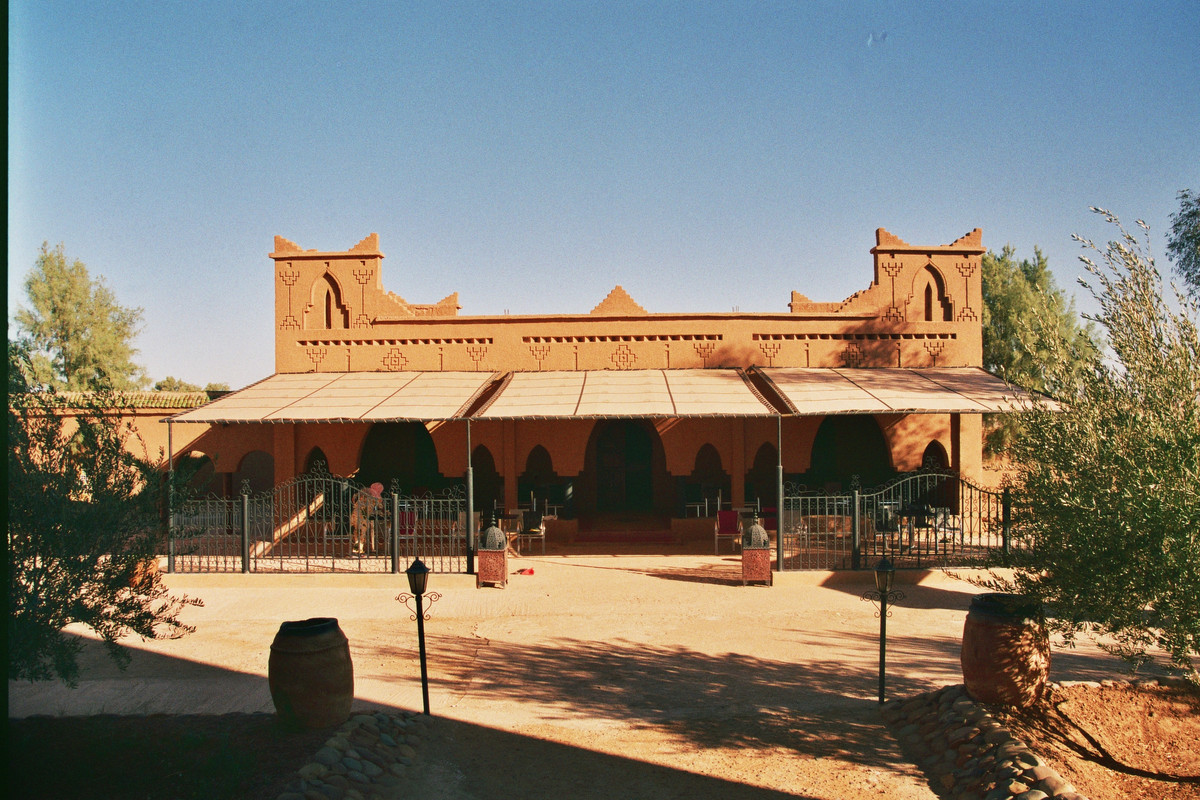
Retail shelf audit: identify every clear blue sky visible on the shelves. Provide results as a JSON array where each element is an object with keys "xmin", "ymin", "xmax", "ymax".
[{"xmin": 8, "ymin": 1, "xmax": 1198, "ymax": 390}]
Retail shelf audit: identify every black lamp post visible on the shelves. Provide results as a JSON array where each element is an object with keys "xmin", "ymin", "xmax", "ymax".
[
  {"xmin": 862, "ymin": 556, "xmax": 905, "ymax": 704},
  {"xmin": 397, "ymin": 558, "xmax": 441, "ymax": 715}
]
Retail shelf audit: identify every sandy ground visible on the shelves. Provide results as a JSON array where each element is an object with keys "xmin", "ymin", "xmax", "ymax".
[{"xmin": 8, "ymin": 555, "xmax": 1170, "ymax": 799}]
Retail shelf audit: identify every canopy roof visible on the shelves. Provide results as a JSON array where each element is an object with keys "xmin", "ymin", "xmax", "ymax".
[
  {"xmin": 473, "ymin": 369, "xmax": 776, "ymax": 419},
  {"xmin": 167, "ymin": 366, "xmax": 1036, "ymax": 424},
  {"xmin": 753, "ymin": 367, "xmax": 1038, "ymax": 415},
  {"xmin": 167, "ymin": 371, "xmax": 497, "ymax": 423}
]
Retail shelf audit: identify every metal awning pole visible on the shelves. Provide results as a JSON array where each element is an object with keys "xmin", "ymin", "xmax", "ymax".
[
  {"xmin": 776, "ymin": 414, "xmax": 784, "ymax": 573},
  {"xmin": 167, "ymin": 419, "xmax": 175, "ymax": 574},
  {"xmin": 466, "ymin": 418, "xmax": 475, "ymax": 575}
]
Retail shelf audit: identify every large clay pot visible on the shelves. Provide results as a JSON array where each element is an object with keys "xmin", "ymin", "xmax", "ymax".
[
  {"xmin": 268, "ymin": 617, "xmax": 354, "ymax": 729},
  {"xmin": 961, "ymin": 593, "xmax": 1049, "ymax": 708}
]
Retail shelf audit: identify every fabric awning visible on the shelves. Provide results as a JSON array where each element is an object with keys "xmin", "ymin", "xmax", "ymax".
[
  {"xmin": 168, "ymin": 366, "xmax": 1040, "ymax": 424},
  {"xmin": 166, "ymin": 371, "xmax": 498, "ymax": 423},
  {"xmin": 753, "ymin": 367, "xmax": 1041, "ymax": 415},
  {"xmin": 472, "ymin": 369, "xmax": 778, "ymax": 419}
]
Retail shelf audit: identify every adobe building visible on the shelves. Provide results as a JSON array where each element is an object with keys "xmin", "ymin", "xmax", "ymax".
[{"xmin": 167, "ymin": 227, "xmax": 1019, "ymax": 542}]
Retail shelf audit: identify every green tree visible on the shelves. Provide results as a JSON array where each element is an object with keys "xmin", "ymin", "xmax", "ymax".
[
  {"xmin": 1166, "ymin": 188, "xmax": 1200, "ymax": 299},
  {"xmin": 992, "ymin": 208, "xmax": 1200, "ymax": 676},
  {"xmin": 153, "ymin": 376, "xmax": 201, "ymax": 392},
  {"xmin": 14, "ymin": 243, "xmax": 147, "ymax": 391},
  {"xmin": 7, "ymin": 341, "xmax": 201, "ymax": 685},
  {"xmin": 980, "ymin": 245, "xmax": 1097, "ymax": 455},
  {"xmin": 153, "ymin": 377, "xmax": 230, "ymax": 393}
]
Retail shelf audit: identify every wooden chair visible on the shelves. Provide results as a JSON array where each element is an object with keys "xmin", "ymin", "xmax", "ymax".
[{"xmin": 714, "ymin": 510, "xmax": 742, "ymax": 554}]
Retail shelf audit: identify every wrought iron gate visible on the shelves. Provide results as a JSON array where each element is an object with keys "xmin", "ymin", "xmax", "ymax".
[
  {"xmin": 170, "ymin": 472, "xmax": 469, "ymax": 574},
  {"xmin": 779, "ymin": 470, "xmax": 1011, "ymax": 570}
]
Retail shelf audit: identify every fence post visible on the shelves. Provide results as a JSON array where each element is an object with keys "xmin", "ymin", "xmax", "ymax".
[
  {"xmin": 1001, "ymin": 487, "xmax": 1012, "ymax": 559},
  {"xmin": 391, "ymin": 492, "xmax": 401, "ymax": 574},
  {"xmin": 852, "ymin": 489, "xmax": 862, "ymax": 570},
  {"xmin": 241, "ymin": 491, "xmax": 251, "ymax": 574}
]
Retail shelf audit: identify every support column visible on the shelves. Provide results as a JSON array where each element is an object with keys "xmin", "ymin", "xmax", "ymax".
[
  {"xmin": 502, "ymin": 419, "xmax": 518, "ymax": 512},
  {"xmin": 466, "ymin": 419, "xmax": 475, "ymax": 574},
  {"xmin": 776, "ymin": 415, "xmax": 784, "ymax": 571},
  {"xmin": 952, "ymin": 413, "xmax": 983, "ymax": 484},
  {"xmin": 731, "ymin": 419, "xmax": 746, "ymax": 510},
  {"xmin": 272, "ymin": 424, "xmax": 298, "ymax": 485}
]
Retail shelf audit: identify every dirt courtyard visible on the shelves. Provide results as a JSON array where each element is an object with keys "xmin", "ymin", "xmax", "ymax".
[{"xmin": 8, "ymin": 555, "xmax": 1179, "ymax": 799}]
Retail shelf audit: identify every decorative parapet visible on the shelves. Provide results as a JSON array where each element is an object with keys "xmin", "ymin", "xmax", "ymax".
[{"xmin": 591, "ymin": 285, "xmax": 648, "ymax": 316}]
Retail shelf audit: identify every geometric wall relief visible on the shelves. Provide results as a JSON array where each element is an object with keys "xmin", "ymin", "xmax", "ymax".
[
  {"xmin": 306, "ymin": 347, "xmax": 328, "ymax": 372},
  {"xmin": 758, "ymin": 341, "xmax": 781, "ymax": 366},
  {"xmin": 279, "ymin": 268, "xmax": 301, "ymax": 329},
  {"xmin": 882, "ymin": 262, "xmax": 904, "ymax": 322},
  {"xmin": 924, "ymin": 339, "xmax": 946, "ymax": 365},
  {"xmin": 466, "ymin": 345, "xmax": 488, "ymax": 371},
  {"xmin": 382, "ymin": 348, "xmax": 408, "ymax": 371},
  {"xmin": 842, "ymin": 343, "xmax": 865, "ymax": 367},
  {"xmin": 529, "ymin": 343, "xmax": 551, "ymax": 369},
  {"xmin": 611, "ymin": 343, "xmax": 637, "ymax": 369},
  {"xmin": 957, "ymin": 260, "xmax": 979, "ymax": 321},
  {"xmin": 353, "ymin": 266, "xmax": 373, "ymax": 327},
  {"xmin": 694, "ymin": 341, "xmax": 716, "ymax": 366}
]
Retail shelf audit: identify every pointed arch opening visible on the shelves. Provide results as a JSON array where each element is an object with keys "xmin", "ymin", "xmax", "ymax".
[
  {"xmin": 686, "ymin": 443, "xmax": 729, "ymax": 515},
  {"xmin": 919, "ymin": 265, "xmax": 952, "ymax": 322},
  {"xmin": 471, "ymin": 445, "xmax": 501, "ymax": 517},
  {"xmin": 519, "ymin": 445, "xmax": 562, "ymax": 512},
  {"xmin": 303, "ymin": 447, "xmax": 330, "ymax": 475},
  {"xmin": 581, "ymin": 420, "xmax": 669, "ymax": 522},
  {"xmin": 357, "ymin": 422, "xmax": 441, "ymax": 494},
  {"xmin": 234, "ymin": 450, "xmax": 274, "ymax": 495},
  {"xmin": 806, "ymin": 415, "xmax": 893, "ymax": 492},
  {"xmin": 306, "ymin": 273, "xmax": 349, "ymax": 330},
  {"xmin": 746, "ymin": 442, "xmax": 779, "ymax": 507}
]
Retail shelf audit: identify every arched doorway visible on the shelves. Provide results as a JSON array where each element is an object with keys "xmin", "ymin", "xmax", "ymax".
[
  {"xmin": 922, "ymin": 441, "xmax": 949, "ymax": 470},
  {"xmin": 688, "ymin": 443, "xmax": 729, "ymax": 514},
  {"xmin": 178, "ymin": 451, "xmax": 219, "ymax": 496},
  {"xmin": 471, "ymin": 445, "xmax": 501, "ymax": 516},
  {"xmin": 806, "ymin": 415, "xmax": 893, "ymax": 491},
  {"xmin": 519, "ymin": 445, "xmax": 560, "ymax": 511},
  {"xmin": 746, "ymin": 442, "xmax": 778, "ymax": 506},
  {"xmin": 357, "ymin": 422, "xmax": 441, "ymax": 494},
  {"xmin": 234, "ymin": 450, "xmax": 274, "ymax": 495},
  {"xmin": 583, "ymin": 420, "xmax": 666, "ymax": 518},
  {"xmin": 303, "ymin": 447, "xmax": 330, "ymax": 475}
]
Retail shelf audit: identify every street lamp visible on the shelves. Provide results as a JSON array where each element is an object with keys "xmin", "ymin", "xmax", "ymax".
[
  {"xmin": 862, "ymin": 556, "xmax": 905, "ymax": 704},
  {"xmin": 397, "ymin": 558, "xmax": 441, "ymax": 715}
]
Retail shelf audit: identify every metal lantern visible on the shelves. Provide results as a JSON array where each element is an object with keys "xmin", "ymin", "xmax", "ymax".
[
  {"xmin": 405, "ymin": 558, "xmax": 430, "ymax": 596},
  {"xmin": 874, "ymin": 557, "xmax": 895, "ymax": 594},
  {"xmin": 743, "ymin": 521, "xmax": 770, "ymax": 549},
  {"xmin": 479, "ymin": 523, "xmax": 507, "ymax": 551}
]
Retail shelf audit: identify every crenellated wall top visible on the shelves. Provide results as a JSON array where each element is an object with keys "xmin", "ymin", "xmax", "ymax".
[{"xmin": 270, "ymin": 229, "xmax": 985, "ymax": 374}]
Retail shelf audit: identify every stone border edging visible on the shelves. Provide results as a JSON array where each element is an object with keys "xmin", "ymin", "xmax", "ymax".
[
  {"xmin": 884, "ymin": 677, "xmax": 1194, "ymax": 800},
  {"xmin": 276, "ymin": 710, "xmax": 428, "ymax": 800},
  {"xmin": 883, "ymin": 683, "xmax": 1086, "ymax": 800}
]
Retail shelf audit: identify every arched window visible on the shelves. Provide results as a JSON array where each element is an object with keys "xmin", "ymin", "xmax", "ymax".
[
  {"xmin": 920, "ymin": 266, "xmax": 952, "ymax": 322},
  {"xmin": 306, "ymin": 274, "xmax": 348, "ymax": 330}
]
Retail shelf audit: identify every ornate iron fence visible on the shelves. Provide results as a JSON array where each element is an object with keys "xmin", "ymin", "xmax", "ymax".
[
  {"xmin": 170, "ymin": 470, "xmax": 469, "ymax": 574},
  {"xmin": 779, "ymin": 469, "xmax": 1012, "ymax": 570}
]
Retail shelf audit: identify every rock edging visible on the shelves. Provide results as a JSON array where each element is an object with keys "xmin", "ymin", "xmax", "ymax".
[
  {"xmin": 275, "ymin": 710, "xmax": 428, "ymax": 800},
  {"xmin": 883, "ymin": 683, "xmax": 1086, "ymax": 800}
]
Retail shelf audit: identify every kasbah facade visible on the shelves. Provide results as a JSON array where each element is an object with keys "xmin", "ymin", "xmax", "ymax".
[{"xmin": 138, "ymin": 226, "xmax": 996, "ymax": 544}]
